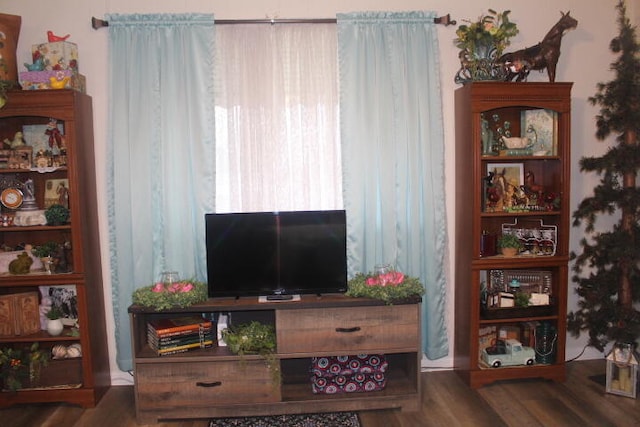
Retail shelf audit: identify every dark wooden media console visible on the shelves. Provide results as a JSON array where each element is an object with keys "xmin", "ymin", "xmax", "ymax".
[{"xmin": 129, "ymin": 294, "xmax": 421, "ymax": 424}]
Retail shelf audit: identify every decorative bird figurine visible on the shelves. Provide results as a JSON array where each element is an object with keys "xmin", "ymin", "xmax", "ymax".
[
  {"xmin": 47, "ymin": 31, "xmax": 70, "ymax": 42},
  {"xmin": 49, "ymin": 76, "xmax": 70, "ymax": 89},
  {"xmin": 24, "ymin": 57, "xmax": 45, "ymax": 71}
]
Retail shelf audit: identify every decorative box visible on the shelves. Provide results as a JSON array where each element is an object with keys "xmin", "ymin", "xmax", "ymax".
[
  {"xmin": 0, "ymin": 292, "xmax": 40, "ymax": 337},
  {"xmin": 310, "ymin": 354, "xmax": 388, "ymax": 394},
  {"xmin": 19, "ymin": 70, "xmax": 86, "ymax": 93},
  {"xmin": 32, "ymin": 41, "xmax": 79, "ymax": 71}
]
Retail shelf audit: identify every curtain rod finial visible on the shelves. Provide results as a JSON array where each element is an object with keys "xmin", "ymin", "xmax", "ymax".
[
  {"xmin": 434, "ymin": 14, "xmax": 456, "ymax": 27},
  {"xmin": 92, "ymin": 17, "xmax": 109, "ymax": 30}
]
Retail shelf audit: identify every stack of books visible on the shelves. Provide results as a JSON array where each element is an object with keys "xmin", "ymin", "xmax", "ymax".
[{"xmin": 147, "ymin": 315, "xmax": 214, "ymax": 356}]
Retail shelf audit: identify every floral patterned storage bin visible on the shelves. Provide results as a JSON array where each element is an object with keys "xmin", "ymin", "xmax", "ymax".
[{"xmin": 310, "ymin": 354, "xmax": 388, "ymax": 394}]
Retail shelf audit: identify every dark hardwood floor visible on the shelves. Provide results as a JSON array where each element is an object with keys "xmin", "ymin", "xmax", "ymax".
[{"xmin": 1, "ymin": 359, "xmax": 638, "ymax": 426}]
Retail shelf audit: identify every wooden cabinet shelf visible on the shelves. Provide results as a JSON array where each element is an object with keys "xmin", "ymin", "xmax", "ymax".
[
  {"xmin": 0, "ymin": 90, "xmax": 108, "ymax": 407},
  {"xmin": 454, "ymin": 82, "xmax": 572, "ymax": 388},
  {"xmin": 129, "ymin": 295, "xmax": 421, "ymax": 424}
]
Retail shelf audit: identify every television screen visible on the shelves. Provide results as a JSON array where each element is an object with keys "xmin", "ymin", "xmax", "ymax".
[{"xmin": 205, "ymin": 210, "xmax": 347, "ymax": 298}]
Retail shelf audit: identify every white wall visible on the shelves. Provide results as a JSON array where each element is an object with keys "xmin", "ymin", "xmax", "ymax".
[{"xmin": 0, "ymin": 0, "xmax": 632, "ymax": 384}]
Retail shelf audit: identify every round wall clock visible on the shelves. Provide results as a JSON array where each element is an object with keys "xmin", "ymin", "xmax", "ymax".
[{"xmin": 1, "ymin": 187, "xmax": 24, "ymax": 209}]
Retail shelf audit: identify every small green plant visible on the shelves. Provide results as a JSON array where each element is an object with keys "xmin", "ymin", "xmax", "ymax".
[
  {"xmin": 515, "ymin": 292, "xmax": 531, "ymax": 307},
  {"xmin": 45, "ymin": 306, "xmax": 63, "ymax": 320},
  {"xmin": 44, "ymin": 204, "xmax": 69, "ymax": 225},
  {"xmin": 498, "ymin": 234, "xmax": 523, "ymax": 249},
  {"xmin": 32, "ymin": 241, "xmax": 59, "ymax": 258}
]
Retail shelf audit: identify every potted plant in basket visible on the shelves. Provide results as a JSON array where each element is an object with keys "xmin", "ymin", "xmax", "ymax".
[
  {"xmin": 498, "ymin": 234, "xmax": 523, "ymax": 257},
  {"xmin": 454, "ymin": 9, "xmax": 519, "ymax": 83}
]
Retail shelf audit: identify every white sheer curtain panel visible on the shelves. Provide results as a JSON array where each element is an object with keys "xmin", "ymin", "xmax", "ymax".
[{"xmin": 214, "ymin": 23, "xmax": 342, "ymax": 213}]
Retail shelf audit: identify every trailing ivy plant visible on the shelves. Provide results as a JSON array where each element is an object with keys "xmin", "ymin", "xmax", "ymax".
[{"xmin": 567, "ymin": 0, "xmax": 640, "ymax": 351}]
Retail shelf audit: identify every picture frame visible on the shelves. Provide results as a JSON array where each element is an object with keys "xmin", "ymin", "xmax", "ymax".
[
  {"xmin": 44, "ymin": 179, "xmax": 70, "ymax": 209},
  {"xmin": 39, "ymin": 285, "xmax": 78, "ymax": 328},
  {"xmin": 485, "ymin": 162, "xmax": 524, "ymax": 212},
  {"xmin": 520, "ymin": 109, "xmax": 558, "ymax": 156}
]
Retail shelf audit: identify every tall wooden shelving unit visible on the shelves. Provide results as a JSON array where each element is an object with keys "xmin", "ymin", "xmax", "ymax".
[
  {"xmin": 454, "ymin": 82, "xmax": 572, "ymax": 388},
  {"xmin": 0, "ymin": 90, "xmax": 109, "ymax": 407}
]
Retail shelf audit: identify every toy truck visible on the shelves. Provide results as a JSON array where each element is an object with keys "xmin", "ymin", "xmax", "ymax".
[{"xmin": 481, "ymin": 338, "xmax": 535, "ymax": 368}]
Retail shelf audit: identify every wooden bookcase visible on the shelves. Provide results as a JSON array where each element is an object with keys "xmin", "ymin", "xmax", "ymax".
[
  {"xmin": 0, "ymin": 90, "xmax": 109, "ymax": 407},
  {"xmin": 453, "ymin": 82, "xmax": 572, "ymax": 388},
  {"xmin": 129, "ymin": 295, "xmax": 421, "ymax": 424}
]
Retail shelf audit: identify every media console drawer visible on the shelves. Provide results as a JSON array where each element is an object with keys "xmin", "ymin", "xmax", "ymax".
[
  {"xmin": 135, "ymin": 359, "xmax": 280, "ymax": 410},
  {"xmin": 276, "ymin": 304, "xmax": 419, "ymax": 354}
]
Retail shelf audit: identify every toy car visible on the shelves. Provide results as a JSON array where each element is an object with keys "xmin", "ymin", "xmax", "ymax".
[{"xmin": 482, "ymin": 338, "xmax": 535, "ymax": 368}]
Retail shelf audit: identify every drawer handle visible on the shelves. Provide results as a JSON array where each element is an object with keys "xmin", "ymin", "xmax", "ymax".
[
  {"xmin": 196, "ymin": 381, "xmax": 222, "ymax": 388},
  {"xmin": 335, "ymin": 326, "xmax": 361, "ymax": 333}
]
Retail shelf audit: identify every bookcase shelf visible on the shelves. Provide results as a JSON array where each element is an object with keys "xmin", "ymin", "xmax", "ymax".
[
  {"xmin": 0, "ymin": 90, "xmax": 108, "ymax": 407},
  {"xmin": 454, "ymin": 82, "xmax": 572, "ymax": 388}
]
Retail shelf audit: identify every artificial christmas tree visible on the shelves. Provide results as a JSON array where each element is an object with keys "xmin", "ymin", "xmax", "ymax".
[{"xmin": 568, "ymin": 0, "xmax": 640, "ymax": 351}]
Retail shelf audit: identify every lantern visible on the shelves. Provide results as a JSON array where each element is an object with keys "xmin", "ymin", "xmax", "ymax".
[{"xmin": 605, "ymin": 342, "xmax": 638, "ymax": 398}]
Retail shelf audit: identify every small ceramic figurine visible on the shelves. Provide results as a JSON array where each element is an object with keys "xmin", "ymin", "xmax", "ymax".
[
  {"xmin": 47, "ymin": 30, "xmax": 70, "ymax": 42},
  {"xmin": 3, "ymin": 131, "xmax": 26, "ymax": 148},
  {"xmin": 8, "ymin": 252, "xmax": 33, "ymax": 275},
  {"xmin": 24, "ymin": 57, "xmax": 45, "ymax": 71},
  {"xmin": 49, "ymin": 75, "xmax": 70, "ymax": 89}
]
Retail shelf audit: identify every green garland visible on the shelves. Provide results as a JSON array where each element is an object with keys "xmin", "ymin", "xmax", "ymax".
[
  {"xmin": 131, "ymin": 280, "xmax": 207, "ymax": 310},
  {"xmin": 346, "ymin": 270, "xmax": 425, "ymax": 304}
]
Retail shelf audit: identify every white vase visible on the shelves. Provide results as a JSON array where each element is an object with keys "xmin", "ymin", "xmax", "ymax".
[{"xmin": 46, "ymin": 318, "xmax": 64, "ymax": 336}]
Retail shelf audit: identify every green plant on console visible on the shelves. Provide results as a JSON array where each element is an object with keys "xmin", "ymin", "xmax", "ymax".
[{"xmin": 222, "ymin": 321, "xmax": 280, "ymax": 385}]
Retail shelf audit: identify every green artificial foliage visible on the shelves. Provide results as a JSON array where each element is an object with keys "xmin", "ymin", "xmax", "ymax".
[
  {"xmin": 568, "ymin": 1, "xmax": 640, "ymax": 351},
  {"xmin": 44, "ymin": 204, "xmax": 69, "ymax": 225},
  {"xmin": 498, "ymin": 234, "xmax": 523, "ymax": 250},
  {"xmin": 221, "ymin": 321, "xmax": 280, "ymax": 385},
  {"xmin": 32, "ymin": 241, "xmax": 59, "ymax": 258}
]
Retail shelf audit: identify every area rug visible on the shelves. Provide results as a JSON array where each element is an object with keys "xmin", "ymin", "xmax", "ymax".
[{"xmin": 209, "ymin": 411, "xmax": 361, "ymax": 427}]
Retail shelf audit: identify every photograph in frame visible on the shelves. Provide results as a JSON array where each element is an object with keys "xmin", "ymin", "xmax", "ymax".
[
  {"xmin": 520, "ymin": 109, "xmax": 558, "ymax": 156},
  {"xmin": 485, "ymin": 162, "xmax": 524, "ymax": 212}
]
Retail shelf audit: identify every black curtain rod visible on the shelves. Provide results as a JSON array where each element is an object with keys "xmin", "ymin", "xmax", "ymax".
[{"xmin": 91, "ymin": 14, "xmax": 456, "ymax": 29}]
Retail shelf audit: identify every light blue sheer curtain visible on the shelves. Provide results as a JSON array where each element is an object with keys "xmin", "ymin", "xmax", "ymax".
[
  {"xmin": 106, "ymin": 14, "xmax": 215, "ymax": 371},
  {"xmin": 337, "ymin": 11, "xmax": 448, "ymax": 359}
]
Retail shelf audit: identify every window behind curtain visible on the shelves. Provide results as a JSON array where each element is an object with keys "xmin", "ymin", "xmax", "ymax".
[{"xmin": 214, "ymin": 23, "xmax": 342, "ymax": 213}]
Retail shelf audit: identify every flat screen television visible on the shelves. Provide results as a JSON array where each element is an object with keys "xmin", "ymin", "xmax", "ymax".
[{"xmin": 205, "ymin": 210, "xmax": 347, "ymax": 298}]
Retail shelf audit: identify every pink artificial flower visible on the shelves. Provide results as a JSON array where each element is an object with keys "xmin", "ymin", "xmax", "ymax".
[
  {"xmin": 180, "ymin": 283, "xmax": 194, "ymax": 293},
  {"xmin": 152, "ymin": 282, "xmax": 165, "ymax": 293},
  {"xmin": 366, "ymin": 277, "xmax": 379, "ymax": 286},
  {"xmin": 167, "ymin": 283, "xmax": 182, "ymax": 293},
  {"xmin": 388, "ymin": 271, "xmax": 405, "ymax": 286}
]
